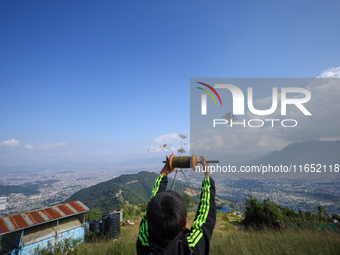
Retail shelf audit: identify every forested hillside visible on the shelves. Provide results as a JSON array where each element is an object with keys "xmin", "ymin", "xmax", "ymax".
[
  {"xmin": 66, "ymin": 171, "xmax": 190, "ymax": 212},
  {"xmin": 0, "ymin": 180, "xmax": 59, "ymax": 196}
]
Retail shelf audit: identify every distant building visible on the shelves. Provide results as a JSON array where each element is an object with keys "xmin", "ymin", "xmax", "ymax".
[
  {"xmin": 114, "ymin": 209, "xmax": 124, "ymax": 222},
  {"xmin": 0, "ymin": 200, "xmax": 89, "ymax": 254},
  {"xmin": 125, "ymin": 201, "xmax": 129, "ymax": 205},
  {"xmin": 0, "ymin": 197, "xmax": 6, "ymax": 211}
]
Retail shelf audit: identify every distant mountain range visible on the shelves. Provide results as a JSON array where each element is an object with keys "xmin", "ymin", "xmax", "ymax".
[
  {"xmin": 247, "ymin": 140, "xmax": 340, "ymax": 166},
  {"xmin": 66, "ymin": 171, "xmax": 190, "ymax": 212},
  {"xmin": 114, "ymin": 157, "xmax": 164, "ymax": 167},
  {"xmin": 0, "ymin": 157, "xmax": 165, "ymax": 174}
]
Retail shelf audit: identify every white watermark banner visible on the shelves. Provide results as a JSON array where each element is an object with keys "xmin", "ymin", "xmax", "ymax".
[{"xmin": 190, "ymin": 78, "xmax": 340, "ymax": 179}]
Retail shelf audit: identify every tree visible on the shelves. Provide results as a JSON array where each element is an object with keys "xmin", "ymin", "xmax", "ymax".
[
  {"xmin": 298, "ymin": 208, "xmax": 306, "ymax": 222},
  {"xmin": 124, "ymin": 205, "xmax": 136, "ymax": 217},
  {"xmin": 181, "ymin": 194, "xmax": 192, "ymax": 207},
  {"xmin": 331, "ymin": 213, "xmax": 340, "ymax": 221},
  {"xmin": 140, "ymin": 202, "xmax": 148, "ymax": 211},
  {"xmin": 88, "ymin": 207, "xmax": 102, "ymax": 221},
  {"xmin": 305, "ymin": 211, "xmax": 316, "ymax": 222},
  {"xmin": 317, "ymin": 205, "xmax": 331, "ymax": 223}
]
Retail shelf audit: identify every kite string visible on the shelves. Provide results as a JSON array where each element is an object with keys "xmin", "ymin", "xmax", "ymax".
[
  {"xmin": 181, "ymin": 170, "xmax": 198, "ymax": 205},
  {"xmin": 170, "ymin": 170, "xmax": 178, "ymax": 190}
]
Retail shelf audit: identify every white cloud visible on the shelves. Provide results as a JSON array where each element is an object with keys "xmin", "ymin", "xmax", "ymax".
[
  {"xmin": 191, "ymin": 131, "xmax": 224, "ymax": 150},
  {"xmin": 147, "ymin": 133, "xmax": 189, "ymax": 155},
  {"xmin": 23, "ymin": 142, "xmax": 69, "ymax": 150},
  {"xmin": 24, "ymin": 144, "xmax": 34, "ymax": 150},
  {"xmin": 146, "ymin": 144, "xmax": 163, "ymax": 153},
  {"xmin": 319, "ymin": 136, "xmax": 340, "ymax": 142},
  {"xmin": 191, "ymin": 127, "xmax": 290, "ymax": 155},
  {"xmin": 0, "ymin": 138, "xmax": 20, "ymax": 147},
  {"xmin": 317, "ymin": 66, "xmax": 340, "ymax": 78},
  {"xmin": 154, "ymin": 133, "xmax": 181, "ymax": 144},
  {"xmin": 147, "ymin": 144, "xmax": 180, "ymax": 153}
]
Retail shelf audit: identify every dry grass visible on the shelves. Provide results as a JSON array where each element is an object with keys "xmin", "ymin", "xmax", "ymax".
[
  {"xmin": 47, "ymin": 210, "xmax": 340, "ymax": 255},
  {"xmin": 210, "ymin": 226, "xmax": 340, "ymax": 255}
]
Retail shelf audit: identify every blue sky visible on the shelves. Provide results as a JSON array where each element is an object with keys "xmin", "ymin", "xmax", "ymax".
[{"xmin": 1, "ymin": 0, "xmax": 340, "ymax": 166}]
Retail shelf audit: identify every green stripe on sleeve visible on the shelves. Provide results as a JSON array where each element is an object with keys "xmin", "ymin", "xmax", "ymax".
[
  {"xmin": 187, "ymin": 177, "xmax": 209, "ymax": 241},
  {"xmin": 151, "ymin": 174, "xmax": 163, "ymax": 197},
  {"xmin": 187, "ymin": 176, "xmax": 211, "ymax": 247},
  {"xmin": 138, "ymin": 174, "xmax": 164, "ymax": 246}
]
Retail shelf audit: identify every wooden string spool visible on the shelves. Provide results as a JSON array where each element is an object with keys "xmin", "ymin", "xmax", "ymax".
[
  {"xmin": 168, "ymin": 154, "xmax": 198, "ymax": 171},
  {"xmin": 163, "ymin": 154, "xmax": 220, "ymax": 171}
]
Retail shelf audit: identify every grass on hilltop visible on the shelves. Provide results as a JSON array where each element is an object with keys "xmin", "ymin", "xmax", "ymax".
[{"xmin": 37, "ymin": 210, "xmax": 340, "ymax": 255}]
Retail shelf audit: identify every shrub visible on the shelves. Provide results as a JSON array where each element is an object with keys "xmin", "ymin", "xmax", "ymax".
[
  {"xmin": 88, "ymin": 208, "xmax": 102, "ymax": 221},
  {"xmin": 243, "ymin": 195, "xmax": 285, "ymax": 228}
]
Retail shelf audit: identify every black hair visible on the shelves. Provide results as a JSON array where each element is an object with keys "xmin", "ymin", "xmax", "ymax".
[{"xmin": 146, "ymin": 190, "xmax": 187, "ymax": 246}]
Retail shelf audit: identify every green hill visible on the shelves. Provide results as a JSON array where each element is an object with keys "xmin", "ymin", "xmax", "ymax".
[
  {"xmin": 65, "ymin": 171, "xmax": 192, "ymax": 212},
  {"xmin": 0, "ymin": 180, "xmax": 60, "ymax": 196}
]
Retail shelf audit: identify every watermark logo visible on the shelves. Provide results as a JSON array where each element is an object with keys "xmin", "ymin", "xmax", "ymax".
[
  {"xmin": 197, "ymin": 82, "xmax": 312, "ymax": 128},
  {"xmin": 196, "ymin": 82, "xmax": 223, "ymax": 115}
]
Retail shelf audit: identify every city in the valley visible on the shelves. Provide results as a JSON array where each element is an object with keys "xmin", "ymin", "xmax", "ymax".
[{"xmin": 1, "ymin": 166, "xmax": 339, "ymax": 216}]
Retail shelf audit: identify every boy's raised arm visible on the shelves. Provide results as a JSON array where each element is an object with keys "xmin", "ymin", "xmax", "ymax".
[
  {"xmin": 187, "ymin": 156, "xmax": 216, "ymax": 253},
  {"xmin": 137, "ymin": 156, "xmax": 174, "ymax": 250},
  {"xmin": 151, "ymin": 155, "xmax": 173, "ymax": 197}
]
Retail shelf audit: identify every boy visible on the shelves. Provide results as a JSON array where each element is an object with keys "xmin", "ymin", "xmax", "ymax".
[{"xmin": 137, "ymin": 155, "xmax": 216, "ymax": 255}]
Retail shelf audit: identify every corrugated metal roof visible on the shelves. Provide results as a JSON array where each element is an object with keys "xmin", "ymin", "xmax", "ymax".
[{"xmin": 0, "ymin": 200, "xmax": 89, "ymax": 235}]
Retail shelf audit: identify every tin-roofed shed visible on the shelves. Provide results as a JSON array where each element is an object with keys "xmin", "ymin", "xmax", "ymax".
[{"xmin": 0, "ymin": 200, "xmax": 89, "ymax": 255}]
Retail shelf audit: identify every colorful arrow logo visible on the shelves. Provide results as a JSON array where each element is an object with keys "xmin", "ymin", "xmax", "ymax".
[{"xmin": 196, "ymin": 82, "xmax": 223, "ymax": 106}]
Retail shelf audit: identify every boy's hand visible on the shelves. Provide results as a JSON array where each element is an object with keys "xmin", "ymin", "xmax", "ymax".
[
  {"xmin": 200, "ymin": 155, "xmax": 211, "ymax": 176},
  {"xmin": 160, "ymin": 155, "xmax": 175, "ymax": 176}
]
